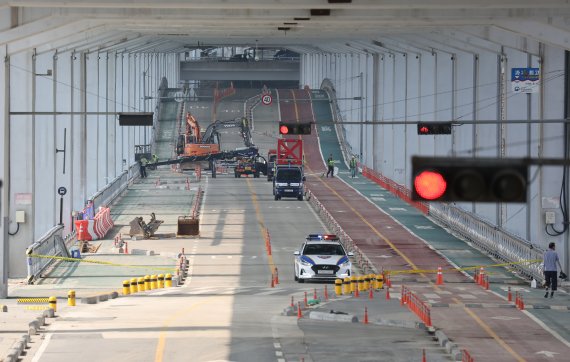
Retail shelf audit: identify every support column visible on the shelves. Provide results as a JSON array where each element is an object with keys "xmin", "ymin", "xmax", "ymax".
[{"xmin": 1, "ymin": 47, "xmax": 9, "ymax": 297}]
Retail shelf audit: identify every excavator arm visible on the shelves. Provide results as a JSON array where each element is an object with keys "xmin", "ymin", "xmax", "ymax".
[{"xmin": 201, "ymin": 117, "xmax": 253, "ymax": 148}]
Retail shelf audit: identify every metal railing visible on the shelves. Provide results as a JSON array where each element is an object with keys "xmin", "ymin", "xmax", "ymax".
[
  {"xmin": 91, "ymin": 163, "xmax": 139, "ymax": 211},
  {"xmin": 320, "ymin": 80, "xmax": 352, "ymax": 167},
  {"xmin": 306, "ymin": 189, "xmax": 377, "ymax": 275},
  {"xmin": 26, "ymin": 225, "xmax": 69, "ymax": 284},
  {"xmin": 429, "ymin": 203, "xmax": 544, "ymax": 282}
]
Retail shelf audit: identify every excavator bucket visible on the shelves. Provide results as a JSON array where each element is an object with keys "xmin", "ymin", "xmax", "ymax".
[
  {"xmin": 177, "ymin": 216, "xmax": 199, "ymax": 236},
  {"xmin": 129, "ymin": 213, "xmax": 164, "ymax": 239}
]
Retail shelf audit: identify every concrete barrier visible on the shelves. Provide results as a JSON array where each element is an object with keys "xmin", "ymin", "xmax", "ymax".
[
  {"xmin": 43, "ymin": 308, "xmax": 55, "ymax": 318},
  {"xmin": 309, "ymin": 311, "xmax": 358, "ymax": 323},
  {"xmin": 81, "ymin": 296, "xmax": 99, "ymax": 304}
]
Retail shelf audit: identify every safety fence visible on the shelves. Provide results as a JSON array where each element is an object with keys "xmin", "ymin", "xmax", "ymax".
[
  {"xmin": 306, "ymin": 189, "xmax": 377, "ymax": 274},
  {"xmin": 26, "ymin": 225, "xmax": 69, "ymax": 284},
  {"xmin": 360, "ymin": 165, "xmax": 429, "ymax": 214},
  {"xmin": 400, "ymin": 285, "xmax": 432, "ymax": 327},
  {"xmin": 429, "ymin": 203, "xmax": 545, "ymax": 282}
]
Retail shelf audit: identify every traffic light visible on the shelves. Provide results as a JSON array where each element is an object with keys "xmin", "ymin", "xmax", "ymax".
[
  {"xmin": 279, "ymin": 122, "xmax": 312, "ymax": 135},
  {"xmin": 417, "ymin": 122, "xmax": 452, "ymax": 135},
  {"xmin": 411, "ymin": 156, "xmax": 528, "ymax": 202}
]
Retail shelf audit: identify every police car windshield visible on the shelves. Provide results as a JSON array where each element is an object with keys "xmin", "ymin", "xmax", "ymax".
[
  {"xmin": 303, "ymin": 244, "xmax": 345, "ymax": 255},
  {"xmin": 276, "ymin": 169, "xmax": 301, "ymax": 181}
]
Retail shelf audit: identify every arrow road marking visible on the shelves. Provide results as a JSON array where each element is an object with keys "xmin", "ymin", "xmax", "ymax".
[{"xmin": 536, "ymin": 351, "xmax": 559, "ymax": 358}]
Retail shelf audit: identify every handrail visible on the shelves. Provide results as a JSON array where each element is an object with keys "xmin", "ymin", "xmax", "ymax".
[
  {"xmin": 321, "ymin": 79, "xmax": 352, "ymax": 167},
  {"xmin": 26, "ymin": 225, "xmax": 69, "ymax": 284}
]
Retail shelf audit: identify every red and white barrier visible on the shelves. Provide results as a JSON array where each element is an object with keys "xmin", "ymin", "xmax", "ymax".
[{"xmin": 74, "ymin": 207, "xmax": 114, "ymax": 241}]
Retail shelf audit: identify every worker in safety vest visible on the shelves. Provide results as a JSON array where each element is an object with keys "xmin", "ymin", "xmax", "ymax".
[
  {"xmin": 139, "ymin": 157, "xmax": 148, "ymax": 178},
  {"xmin": 349, "ymin": 155, "xmax": 358, "ymax": 178},
  {"xmin": 326, "ymin": 154, "xmax": 335, "ymax": 178}
]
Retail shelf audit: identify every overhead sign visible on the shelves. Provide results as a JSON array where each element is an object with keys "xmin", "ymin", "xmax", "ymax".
[
  {"xmin": 511, "ymin": 67, "xmax": 540, "ymax": 94},
  {"xmin": 261, "ymin": 94, "xmax": 272, "ymax": 105}
]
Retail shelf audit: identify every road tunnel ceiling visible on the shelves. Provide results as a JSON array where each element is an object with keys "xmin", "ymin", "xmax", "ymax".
[{"xmin": 3, "ymin": 1, "xmax": 570, "ymax": 55}]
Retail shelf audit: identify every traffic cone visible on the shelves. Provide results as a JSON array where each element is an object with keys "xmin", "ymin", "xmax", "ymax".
[
  {"xmin": 304, "ymin": 291, "xmax": 308, "ymax": 307},
  {"xmin": 290, "ymin": 296, "xmax": 294, "ymax": 308},
  {"xmin": 313, "ymin": 288, "xmax": 317, "ymax": 301},
  {"xmin": 478, "ymin": 267, "xmax": 485, "ymax": 285},
  {"xmin": 519, "ymin": 295, "xmax": 525, "ymax": 310},
  {"xmin": 386, "ymin": 274, "xmax": 392, "ymax": 288},
  {"xmin": 270, "ymin": 273, "xmax": 275, "ymax": 288},
  {"xmin": 386, "ymin": 287, "xmax": 391, "ymax": 300},
  {"xmin": 507, "ymin": 287, "xmax": 512, "ymax": 302},
  {"xmin": 422, "ymin": 349, "xmax": 427, "ymax": 362},
  {"xmin": 485, "ymin": 275, "xmax": 490, "ymax": 290},
  {"xmin": 363, "ymin": 306, "xmax": 369, "ymax": 324},
  {"xmin": 436, "ymin": 266, "xmax": 444, "ymax": 285},
  {"xmin": 274, "ymin": 268, "xmax": 279, "ymax": 284},
  {"xmin": 297, "ymin": 302, "xmax": 303, "ymax": 319},
  {"xmin": 354, "ymin": 285, "xmax": 360, "ymax": 298},
  {"xmin": 369, "ymin": 286, "xmax": 374, "ymax": 299},
  {"xmin": 324, "ymin": 285, "xmax": 329, "ymax": 301},
  {"xmin": 124, "ymin": 241, "xmax": 128, "ymax": 254}
]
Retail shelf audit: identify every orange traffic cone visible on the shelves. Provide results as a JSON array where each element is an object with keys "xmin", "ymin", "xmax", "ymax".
[
  {"xmin": 386, "ymin": 287, "xmax": 391, "ymax": 300},
  {"xmin": 369, "ymin": 286, "xmax": 374, "ymax": 299},
  {"xmin": 304, "ymin": 291, "xmax": 308, "ymax": 307},
  {"xmin": 422, "ymin": 349, "xmax": 427, "ymax": 362},
  {"xmin": 354, "ymin": 285, "xmax": 360, "ymax": 298},
  {"xmin": 478, "ymin": 267, "xmax": 485, "ymax": 285},
  {"xmin": 313, "ymin": 288, "xmax": 317, "ymax": 300},
  {"xmin": 297, "ymin": 301, "xmax": 303, "ymax": 319},
  {"xmin": 324, "ymin": 285, "xmax": 329, "ymax": 301},
  {"xmin": 274, "ymin": 268, "xmax": 279, "ymax": 284},
  {"xmin": 507, "ymin": 287, "xmax": 512, "ymax": 302},
  {"xmin": 363, "ymin": 306, "xmax": 369, "ymax": 324},
  {"xmin": 271, "ymin": 273, "xmax": 275, "ymax": 288},
  {"xmin": 436, "ymin": 266, "xmax": 444, "ymax": 285}
]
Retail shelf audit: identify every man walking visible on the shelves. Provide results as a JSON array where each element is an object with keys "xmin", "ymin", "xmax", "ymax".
[
  {"xmin": 543, "ymin": 242, "xmax": 562, "ymax": 298},
  {"xmin": 326, "ymin": 154, "xmax": 335, "ymax": 178},
  {"xmin": 139, "ymin": 156, "xmax": 148, "ymax": 178},
  {"xmin": 349, "ymin": 155, "xmax": 358, "ymax": 178}
]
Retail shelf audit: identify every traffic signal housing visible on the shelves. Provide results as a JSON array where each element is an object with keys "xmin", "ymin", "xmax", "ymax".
[
  {"xmin": 279, "ymin": 122, "xmax": 312, "ymax": 135},
  {"xmin": 411, "ymin": 156, "xmax": 528, "ymax": 202},
  {"xmin": 417, "ymin": 122, "xmax": 452, "ymax": 135}
]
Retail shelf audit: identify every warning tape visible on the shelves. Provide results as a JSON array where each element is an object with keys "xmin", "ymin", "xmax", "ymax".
[
  {"xmin": 17, "ymin": 297, "xmax": 50, "ymax": 304},
  {"xmin": 385, "ymin": 259, "xmax": 542, "ymax": 276},
  {"xmin": 24, "ymin": 305, "xmax": 51, "ymax": 311},
  {"xmin": 28, "ymin": 254, "xmax": 177, "ymax": 272}
]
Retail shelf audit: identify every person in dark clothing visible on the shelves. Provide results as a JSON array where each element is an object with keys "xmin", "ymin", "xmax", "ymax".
[
  {"xmin": 326, "ymin": 154, "xmax": 335, "ymax": 178},
  {"xmin": 543, "ymin": 242, "xmax": 562, "ymax": 298},
  {"xmin": 139, "ymin": 157, "xmax": 148, "ymax": 178}
]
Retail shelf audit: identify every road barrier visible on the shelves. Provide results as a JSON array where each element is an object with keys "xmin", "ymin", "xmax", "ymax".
[{"xmin": 400, "ymin": 286, "xmax": 432, "ymax": 327}]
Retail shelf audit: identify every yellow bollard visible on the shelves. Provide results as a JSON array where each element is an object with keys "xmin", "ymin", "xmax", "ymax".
[
  {"xmin": 364, "ymin": 275, "xmax": 370, "ymax": 290},
  {"xmin": 144, "ymin": 275, "xmax": 151, "ymax": 290},
  {"xmin": 350, "ymin": 276, "xmax": 357, "ymax": 293},
  {"xmin": 158, "ymin": 274, "xmax": 165, "ymax": 288},
  {"xmin": 343, "ymin": 277, "xmax": 351, "ymax": 295},
  {"xmin": 165, "ymin": 273, "xmax": 173, "ymax": 288},
  {"xmin": 138, "ymin": 277, "xmax": 146, "ymax": 292},
  {"xmin": 376, "ymin": 274, "xmax": 384, "ymax": 289},
  {"xmin": 335, "ymin": 279, "xmax": 343, "ymax": 296},
  {"xmin": 48, "ymin": 296, "xmax": 57, "ymax": 312},
  {"xmin": 151, "ymin": 275, "xmax": 158, "ymax": 290},
  {"xmin": 358, "ymin": 276, "xmax": 365, "ymax": 291},
  {"xmin": 67, "ymin": 290, "xmax": 76, "ymax": 307},
  {"xmin": 130, "ymin": 278, "xmax": 138, "ymax": 294},
  {"xmin": 123, "ymin": 280, "xmax": 131, "ymax": 295}
]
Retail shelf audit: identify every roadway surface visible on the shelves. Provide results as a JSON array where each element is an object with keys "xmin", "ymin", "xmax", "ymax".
[{"xmin": 2, "ymin": 88, "xmax": 570, "ymax": 362}]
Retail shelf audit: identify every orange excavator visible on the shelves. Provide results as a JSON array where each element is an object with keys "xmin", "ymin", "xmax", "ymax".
[{"xmin": 176, "ymin": 113, "xmax": 220, "ymax": 157}]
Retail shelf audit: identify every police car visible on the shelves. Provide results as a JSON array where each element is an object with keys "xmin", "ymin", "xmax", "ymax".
[{"xmin": 293, "ymin": 234, "xmax": 354, "ymax": 283}]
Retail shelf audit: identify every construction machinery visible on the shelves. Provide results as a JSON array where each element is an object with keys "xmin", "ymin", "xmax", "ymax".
[{"xmin": 175, "ymin": 113, "xmax": 254, "ymax": 172}]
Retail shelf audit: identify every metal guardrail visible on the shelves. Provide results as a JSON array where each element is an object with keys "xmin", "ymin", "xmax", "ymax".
[
  {"xmin": 429, "ymin": 203, "xmax": 545, "ymax": 282},
  {"xmin": 91, "ymin": 163, "xmax": 139, "ymax": 211},
  {"xmin": 26, "ymin": 225, "xmax": 69, "ymax": 284},
  {"xmin": 321, "ymin": 81, "xmax": 352, "ymax": 167},
  {"xmin": 306, "ymin": 189, "xmax": 377, "ymax": 275}
]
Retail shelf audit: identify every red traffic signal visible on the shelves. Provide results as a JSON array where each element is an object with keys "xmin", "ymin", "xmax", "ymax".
[
  {"xmin": 411, "ymin": 156, "xmax": 528, "ymax": 202},
  {"xmin": 279, "ymin": 122, "xmax": 311, "ymax": 135},
  {"xmin": 417, "ymin": 122, "xmax": 452, "ymax": 135},
  {"xmin": 414, "ymin": 170, "xmax": 447, "ymax": 200}
]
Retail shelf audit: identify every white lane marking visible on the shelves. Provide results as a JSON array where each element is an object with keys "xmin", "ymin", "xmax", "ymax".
[
  {"xmin": 491, "ymin": 316, "xmax": 520, "ymax": 321},
  {"xmin": 257, "ymin": 289, "xmax": 283, "ymax": 296},
  {"xmin": 389, "ymin": 207, "xmax": 407, "ymax": 211},
  {"xmin": 535, "ymin": 351, "xmax": 559, "ymax": 358},
  {"xmin": 371, "ymin": 197, "xmax": 386, "ymax": 202},
  {"xmin": 274, "ymin": 343, "xmax": 281, "ymax": 349},
  {"xmin": 458, "ymin": 294, "xmax": 476, "ymax": 299},
  {"xmin": 414, "ymin": 225, "xmax": 434, "ymax": 229},
  {"xmin": 423, "ymin": 293, "xmax": 440, "ymax": 299},
  {"xmin": 32, "ymin": 331, "xmax": 53, "ymax": 362},
  {"xmin": 275, "ymin": 351, "xmax": 283, "ymax": 357}
]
